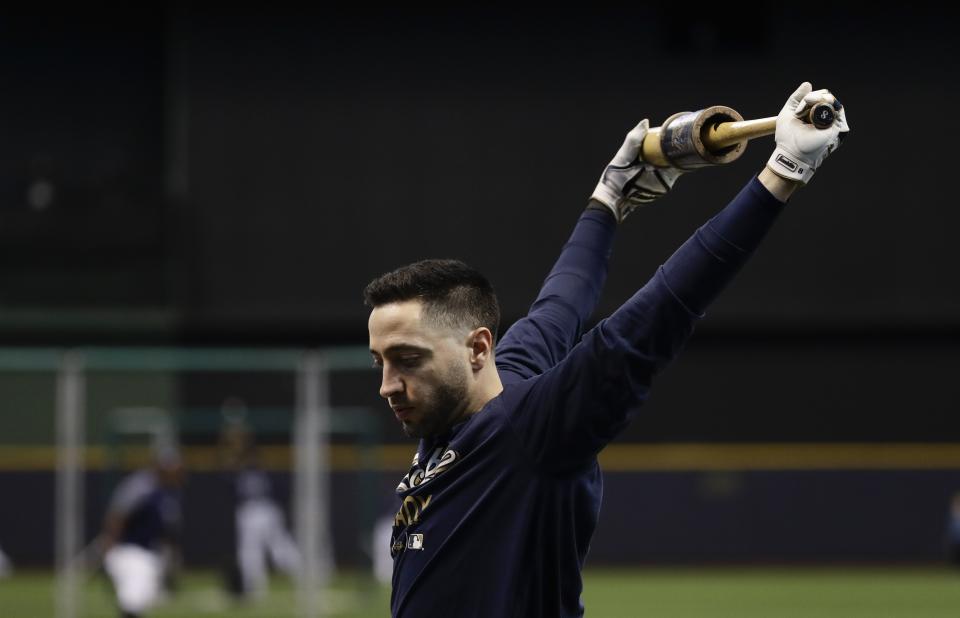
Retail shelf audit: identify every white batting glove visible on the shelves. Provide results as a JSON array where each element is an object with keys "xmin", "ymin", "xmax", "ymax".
[
  {"xmin": 767, "ymin": 82, "xmax": 850, "ymax": 184},
  {"xmin": 591, "ymin": 119, "xmax": 684, "ymax": 222}
]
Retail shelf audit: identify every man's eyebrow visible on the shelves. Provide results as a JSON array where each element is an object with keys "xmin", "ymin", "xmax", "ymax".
[
  {"xmin": 370, "ymin": 344, "xmax": 432, "ymax": 355},
  {"xmin": 383, "ymin": 344, "xmax": 432, "ymax": 355}
]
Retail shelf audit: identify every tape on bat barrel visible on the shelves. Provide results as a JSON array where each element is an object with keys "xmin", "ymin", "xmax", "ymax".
[{"xmin": 660, "ymin": 106, "xmax": 747, "ymax": 170}]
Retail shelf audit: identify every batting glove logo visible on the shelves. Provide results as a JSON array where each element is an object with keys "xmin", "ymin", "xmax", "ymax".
[{"xmin": 775, "ymin": 154, "xmax": 799, "ymax": 173}]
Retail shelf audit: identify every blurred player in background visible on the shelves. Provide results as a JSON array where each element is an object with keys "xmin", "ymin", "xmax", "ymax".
[
  {"xmin": 364, "ymin": 82, "xmax": 849, "ymax": 616},
  {"xmin": 372, "ymin": 510, "xmax": 396, "ymax": 585},
  {"xmin": 946, "ymin": 491, "xmax": 960, "ymax": 566},
  {"xmin": 0, "ymin": 543, "xmax": 11, "ymax": 578},
  {"xmin": 97, "ymin": 449, "xmax": 183, "ymax": 618},
  {"xmin": 219, "ymin": 408, "xmax": 300, "ymax": 601}
]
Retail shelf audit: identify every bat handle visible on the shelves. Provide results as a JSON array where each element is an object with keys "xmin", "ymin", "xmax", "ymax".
[
  {"xmin": 704, "ymin": 102, "xmax": 840, "ymax": 154},
  {"xmin": 709, "ymin": 102, "xmax": 838, "ymax": 151},
  {"xmin": 705, "ymin": 117, "xmax": 776, "ymax": 151}
]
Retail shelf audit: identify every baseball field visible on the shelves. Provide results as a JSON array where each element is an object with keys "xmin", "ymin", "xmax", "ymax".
[{"xmin": 1, "ymin": 567, "xmax": 958, "ymax": 617}]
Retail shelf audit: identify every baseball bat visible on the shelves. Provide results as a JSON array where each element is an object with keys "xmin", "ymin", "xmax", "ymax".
[{"xmin": 641, "ymin": 102, "xmax": 838, "ymax": 169}]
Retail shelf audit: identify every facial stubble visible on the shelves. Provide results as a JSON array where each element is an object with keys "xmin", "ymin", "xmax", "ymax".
[{"xmin": 402, "ymin": 360, "xmax": 470, "ymax": 439}]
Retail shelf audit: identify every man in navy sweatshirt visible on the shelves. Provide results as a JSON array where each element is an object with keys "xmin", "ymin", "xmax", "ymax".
[{"xmin": 364, "ymin": 82, "xmax": 849, "ymax": 617}]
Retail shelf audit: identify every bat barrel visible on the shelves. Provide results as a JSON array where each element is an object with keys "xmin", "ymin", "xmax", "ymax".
[{"xmin": 642, "ymin": 106, "xmax": 748, "ymax": 171}]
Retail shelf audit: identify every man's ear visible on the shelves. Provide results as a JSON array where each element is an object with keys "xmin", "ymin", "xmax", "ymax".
[{"xmin": 467, "ymin": 327, "xmax": 494, "ymax": 370}]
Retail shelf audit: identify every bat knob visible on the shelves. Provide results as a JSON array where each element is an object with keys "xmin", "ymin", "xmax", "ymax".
[{"xmin": 808, "ymin": 103, "xmax": 837, "ymax": 130}]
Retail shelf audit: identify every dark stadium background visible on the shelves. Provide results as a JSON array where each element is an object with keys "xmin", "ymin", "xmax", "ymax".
[{"xmin": 0, "ymin": 4, "xmax": 957, "ymax": 570}]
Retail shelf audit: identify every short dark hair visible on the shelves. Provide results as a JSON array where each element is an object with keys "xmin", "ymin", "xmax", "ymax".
[{"xmin": 363, "ymin": 259, "xmax": 500, "ymax": 340}]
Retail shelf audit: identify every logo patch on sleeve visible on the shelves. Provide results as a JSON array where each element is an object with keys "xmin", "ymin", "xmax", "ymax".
[{"xmin": 406, "ymin": 533, "xmax": 425, "ymax": 551}]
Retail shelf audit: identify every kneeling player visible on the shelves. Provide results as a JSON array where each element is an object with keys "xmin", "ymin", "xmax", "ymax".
[{"xmin": 99, "ymin": 450, "xmax": 184, "ymax": 618}]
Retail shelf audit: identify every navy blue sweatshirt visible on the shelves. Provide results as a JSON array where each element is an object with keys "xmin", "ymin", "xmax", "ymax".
[{"xmin": 389, "ymin": 177, "xmax": 785, "ymax": 617}]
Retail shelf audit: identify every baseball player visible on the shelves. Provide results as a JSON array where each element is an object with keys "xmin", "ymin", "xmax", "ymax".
[
  {"xmin": 365, "ymin": 82, "xmax": 848, "ymax": 616},
  {"xmin": 220, "ymin": 421, "xmax": 301, "ymax": 600},
  {"xmin": 98, "ymin": 450, "xmax": 184, "ymax": 618},
  {"xmin": 946, "ymin": 492, "xmax": 960, "ymax": 566},
  {"xmin": 0, "ymin": 543, "xmax": 11, "ymax": 578}
]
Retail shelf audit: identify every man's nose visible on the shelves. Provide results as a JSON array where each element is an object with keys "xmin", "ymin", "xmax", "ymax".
[{"xmin": 379, "ymin": 368, "xmax": 403, "ymax": 399}]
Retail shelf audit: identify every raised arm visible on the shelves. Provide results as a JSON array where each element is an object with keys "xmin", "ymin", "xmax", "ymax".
[
  {"xmin": 503, "ymin": 83, "xmax": 849, "ymax": 469},
  {"xmin": 494, "ymin": 207, "xmax": 616, "ymax": 384},
  {"xmin": 496, "ymin": 121, "xmax": 684, "ymax": 384}
]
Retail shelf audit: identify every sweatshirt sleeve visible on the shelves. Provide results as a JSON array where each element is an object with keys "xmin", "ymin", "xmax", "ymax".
[{"xmin": 502, "ymin": 176, "xmax": 786, "ymax": 470}]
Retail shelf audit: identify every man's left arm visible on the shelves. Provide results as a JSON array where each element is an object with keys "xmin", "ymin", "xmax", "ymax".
[{"xmin": 503, "ymin": 175, "xmax": 783, "ymax": 469}]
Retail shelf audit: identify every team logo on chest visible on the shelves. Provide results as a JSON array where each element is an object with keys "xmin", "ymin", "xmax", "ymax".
[{"xmin": 396, "ymin": 446, "xmax": 459, "ymax": 493}]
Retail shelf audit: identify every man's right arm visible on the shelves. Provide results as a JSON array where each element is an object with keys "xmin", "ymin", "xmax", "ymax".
[
  {"xmin": 495, "ymin": 207, "xmax": 616, "ymax": 384},
  {"xmin": 496, "ymin": 121, "xmax": 684, "ymax": 385}
]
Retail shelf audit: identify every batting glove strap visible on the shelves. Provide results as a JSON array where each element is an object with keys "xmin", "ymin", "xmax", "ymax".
[
  {"xmin": 590, "ymin": 182, "xmax": 624, "ymax": 220},
  {"xmin": 591, "ymin": 166, "xmax": 677, "ymax": 223},
  {"xmin": 766, "ymin": 146, "xmax": 815, "ymax": 184}
]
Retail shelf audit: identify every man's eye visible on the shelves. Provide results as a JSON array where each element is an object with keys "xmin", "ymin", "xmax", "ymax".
[
  {"xmin": 372, "ymin": 358, "xmax": 383, "ymax": 369},
  {"xmin": 398, "ymin": 356, "xmax": 421, "ymax": 368}
]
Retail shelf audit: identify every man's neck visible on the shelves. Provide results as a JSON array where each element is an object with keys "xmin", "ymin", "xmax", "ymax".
[
  {"xmin": 434, "ymin": 370, "xmax": 504, "ymax": 438},
  {"xmin": 468, "ymin": 368, "xmax": 503, "ymax": 416}
]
